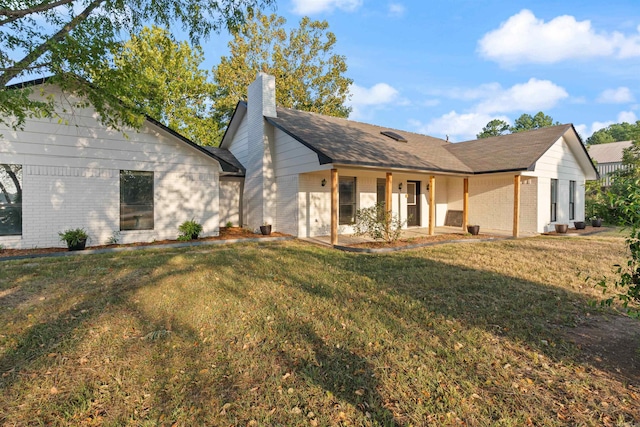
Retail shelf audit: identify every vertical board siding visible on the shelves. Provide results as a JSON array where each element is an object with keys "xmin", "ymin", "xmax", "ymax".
[{"xmin": 533, "ymin": 137, "xmax": 587, "ymax": 231}]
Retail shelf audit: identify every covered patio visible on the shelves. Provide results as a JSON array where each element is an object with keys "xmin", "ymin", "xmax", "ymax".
[{"xmin": 302, "ymin": 225, "xmax": 535, "ymax": 248}]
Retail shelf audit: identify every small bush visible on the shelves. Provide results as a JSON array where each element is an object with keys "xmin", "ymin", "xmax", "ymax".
[
  {"xmin": 58, "ymin": 228, "xmax": 89, "ymax": 247},
  {"xmin": 353, "ymin": 203, "xmax": 406, "ymax": 243},
  {"xmin": 225, "ymin": 221, "xmax": 233, "ymax": 228},
  {"xmin": 107, "ymin": 230, "xmax": 121, "ymax": 245},
  {"xmin": 178, "ymin": 219, "xmax": 203, "ymax": 241}
]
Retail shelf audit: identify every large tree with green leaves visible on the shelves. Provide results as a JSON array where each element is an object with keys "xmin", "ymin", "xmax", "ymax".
[
  {"xmin": 212, "ymin": 11, "xmax": 352, "ymax": 128},
  {"xmin": 586, "ymin": 121, "xmax": 640, "ymax": 145},
  {"xmin": 94, "ymin": 26, "xmax": 219, "ymax": 146},
  {"xmin": 477, "ymin": 112, "xmax": 559, "ymax": 139},
  {"xmin": 476, "ymin": 119, "xmax": 510, "ymax": 139},
  {"xmin": 510, "ymin": 112, "xmax": 559, "ymax": 133},
  {"xmin": 0, "ymin": 0, "xmax": 274, "ymax": 131}
]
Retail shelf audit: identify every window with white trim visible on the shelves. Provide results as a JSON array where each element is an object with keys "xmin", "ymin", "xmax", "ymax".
[
  {"xmin": 120, "ymin": 170, "xmax": 154, "ymax": 230},
  {"xmin": 339, "ymin": 176, "xmax": 356, "ymax": 225},
  {"xmin": 0, "ymin": 164, "xmax": 22, "ymax": 236}
]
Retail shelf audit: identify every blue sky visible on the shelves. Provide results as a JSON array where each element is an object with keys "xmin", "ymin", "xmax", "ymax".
[{"xmin": 201, "ymin": 0, "xmax": 640, "ymax": 142}]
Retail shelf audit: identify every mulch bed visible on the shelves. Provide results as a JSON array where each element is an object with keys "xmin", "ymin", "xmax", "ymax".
[
  {"xmin": 542, "ymin": 225, "xmax": 611, "ymax": 236},
  {"xmin": 347, "ymin": 232, "xmax": 498, "ymax": 249},
  {"xmin": 0, "ymin": 227, "xmax": 287, "ymax": 259}
]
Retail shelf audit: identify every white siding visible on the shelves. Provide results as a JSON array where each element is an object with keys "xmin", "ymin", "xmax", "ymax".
[
  {"xmin": 276, "ymin": 174, "xmax": 298, "ymax": 236},
  {"xmin": 529, "ymin": 136, "xmax": 586, "ymax": 231},
  {"xmin": 219, "ymin": 177, "xmax": 243, "ymax": 227},
  {"xmin": 0, "ymin": 86, "xmax": 220, "ymax": 249},
  {"xmin": 273, "ymin": 128, "xmax": 324, "ymax": 176},
  {"xmin": 227, "ymin": 119, "xmax": 249, "ymax": 171}
]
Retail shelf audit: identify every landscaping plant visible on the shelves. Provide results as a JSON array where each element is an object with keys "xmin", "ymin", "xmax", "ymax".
[
  {"xmin": 353, "ymin": 202, "xmax": 406, "ymax": 243},
  {"xmin": 58, "ymin": 228, "xmax": 89, "ymax": 247},
  {"xmin": 177, "ymin": 219, "xmax": 203, "ymax": 241}
]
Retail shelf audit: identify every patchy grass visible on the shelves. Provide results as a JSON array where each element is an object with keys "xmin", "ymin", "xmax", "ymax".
[{"xmin": 1, "ymin": 234, "xmax": 639, "ymax": 426}]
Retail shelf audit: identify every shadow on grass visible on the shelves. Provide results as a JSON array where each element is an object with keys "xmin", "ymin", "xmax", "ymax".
[{"xmin": 0, "ymin": 239, "xmax": 637, "ymax": 425}]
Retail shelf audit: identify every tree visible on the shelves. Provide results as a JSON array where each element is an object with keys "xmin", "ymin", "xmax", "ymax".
[
  {"xmin": 593, "ymin": 140, "xmax": 640, "ymax": 316},
  {"xmin": 586, "ymin": 121, "xmax": 640, "ymax": 145},
  {"xmin": 476, "ymin": 119, "xmax": 510, "ymax": 139},
  {"xmin": 95, "ymin": 26, "xmax": 220, "ymax": 146},
  {"xmin": 0, "ymin": 0, "xmax": 274, "ymax": 131},
  {"xmin": 510, "ymin": 112, "xmax": 559, "ymax": 133},
  {"xmin": 477, "ymin": 112, "xmax": 559, "ymax": 140},
  {"xmin": 212, "ymin": 11, "xmax": 352, "ymax": 129}
]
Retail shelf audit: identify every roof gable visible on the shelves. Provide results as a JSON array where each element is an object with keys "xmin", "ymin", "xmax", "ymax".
[{"xmin": 6, "ymin": 77, "xmax": 244, "ymax": 175}]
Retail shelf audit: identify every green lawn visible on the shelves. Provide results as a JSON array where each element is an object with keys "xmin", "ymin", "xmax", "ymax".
[{"xmin": 1, "ymin": 234, "xmax": 638, "ymax": 426}]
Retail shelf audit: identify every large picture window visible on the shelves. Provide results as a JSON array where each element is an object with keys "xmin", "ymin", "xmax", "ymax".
[
  {"xmin": 120, "ymin": 170, "xmax": 154, "ymax": 230},
  {"xmin": 569, "ymin": 180, "xmax": 576, "ymax": 221},
  {"xmin": 550, "ymin": 178, "xmax": 558, "ymax": 222},
  {"xmin": 339, "ymin": 176, "xmax": 356, "ymax": 225},
  {"xmin": 0, "ymin": 164, "xmax": 22, "ymax": 236}
]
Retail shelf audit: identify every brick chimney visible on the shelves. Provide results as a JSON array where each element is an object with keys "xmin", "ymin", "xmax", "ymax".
[{"xmin": 245, "ymin": 72, "xmax": 277, "ymax": 231}]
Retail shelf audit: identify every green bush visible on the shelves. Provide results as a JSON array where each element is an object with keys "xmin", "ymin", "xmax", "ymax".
[
  {"xmin": 58, "ymin": 228, "xmax": 89, "ymax": 247},
  {"xmin": 178, "ymin": 219, "xmax": 203, "ymax": 241},
  {"xmin": 353, "ymin": 203, "xmax": 406, "ymax": 243}
]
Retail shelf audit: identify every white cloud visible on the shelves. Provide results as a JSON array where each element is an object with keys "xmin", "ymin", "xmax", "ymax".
[
  {"xmin": 597, "ymin": 87, "xmax": 635, "ymax": 103},
  {"xmin": 348, "ymin": 82, "xmax": 401, "ymax": 120},
  {"xmin": 349, "ymin": 83, "xmax": 399, "ymax": 106},
  {"xmin": 478, "ymin": 9, "xmax": 640, "ymax": 65},
  {"xmin": 291, "ymin": 0, "xmax": 362, "ymax": 15},
  {"xmin": 617, "ymin": 110, "xmax": 637, "ymax": 123},
  {"xmin": 410, "ymin": 112, "xmax": 511, "ymax": 142},
  {"xmin": 474, "ymin": 78, "xmax": 568, "ymax": 114},
  {"xmin": 388, "ymin": 3, "xmax": 405, "ymax": 17}
]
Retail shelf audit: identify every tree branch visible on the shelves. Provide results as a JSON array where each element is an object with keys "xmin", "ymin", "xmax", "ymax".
[
  {"xmin": 0, "ymin": 0, "xmax": 103, "ymax": 86},
  {"xmin": 0, "ymin": 0, "xmax": 76, "ymax": 26}
]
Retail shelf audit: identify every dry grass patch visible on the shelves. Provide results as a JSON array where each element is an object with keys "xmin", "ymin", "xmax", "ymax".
[{"xmin": 0, "ymin": 235, "xmax": 638, "ymax": 426}]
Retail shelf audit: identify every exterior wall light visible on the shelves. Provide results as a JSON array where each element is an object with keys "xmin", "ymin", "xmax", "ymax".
[
  {"xmin": 321, "ymin": 178, "xmax": 327, "ymax": 187},
  {"xmin": 398, "ymin": 182, "xmax": 403, "ymax": 191}
]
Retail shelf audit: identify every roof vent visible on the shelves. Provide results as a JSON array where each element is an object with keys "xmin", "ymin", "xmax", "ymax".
[{"xmin": 380, "ymin": 130, "xmax": 407, "ymax": 142}]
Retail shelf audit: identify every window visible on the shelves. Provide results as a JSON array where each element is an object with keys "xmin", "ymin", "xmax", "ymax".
[
  {"xmin": 550, "ymin": 179, "xmax": 558, "ymax": 222},
  {"xmin": 339, "ymin": 176, "xmax": 356, "ymax": 225},
  {"xmin": 120, "ymin": 170, "xmax": 154, "ymax": 230},
  {"xmin": 0, "ymin": 164, "xmax": 22, "ymax": 236},
  {"xmin": 569, "ymin": 180, "xmax": 576, "ymax": 221}
]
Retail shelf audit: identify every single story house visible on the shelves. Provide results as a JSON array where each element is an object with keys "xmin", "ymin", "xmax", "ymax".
[
  {"xmin": 0, "ymin": 78, "xmax": 242, "ymax": 249},
  {"xmin": 587, "ymin": 140, "xmax": 633, "ymax": 187},
  {"xmin": 1, "ymin": 74, "xmax": 598, "ymax": 249},
  {"xmin": 220, "ymin": 73, "xmax": 598, "ymax": 244}
]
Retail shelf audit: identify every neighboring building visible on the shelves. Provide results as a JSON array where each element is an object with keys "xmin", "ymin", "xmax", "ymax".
[
  {"xmin": 587, "ymin": 140, "xmax": 633, "ymax": 187},
  {"xmin": 0, "ymin": 79, "xmax": 243, "ymax": 249},
  {"xmin": 221, "ymin": 73, "xmax": 598, "ymax": 244}
]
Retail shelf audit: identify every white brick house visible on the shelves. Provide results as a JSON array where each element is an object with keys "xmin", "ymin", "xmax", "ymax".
[
  {"xmin": 221, "ymin": 73, "xmax": 598, "ymax": 244},
  {"xmin": 0, "ymin": 79, "xmax": 242, "ymax": 249}
]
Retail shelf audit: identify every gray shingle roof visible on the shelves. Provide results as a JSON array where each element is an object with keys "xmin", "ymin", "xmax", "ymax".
[
  {"xmin": 267, "ymin": 108, "xmax": 583, "ymax": 175},
  {"xmin": 447, "ymin": 125, "xmax": 574, "ymax": 173},
  {"xmin": 267, "ymin": 107, "xmax": 474, "ymax": 173},
  {"xmin": 587, "ymin": 140, "xmax": 632, "ymax": 164},
  {"xmin": 203, "ymin": 146, "xmax": 245, "ymax": 176}
]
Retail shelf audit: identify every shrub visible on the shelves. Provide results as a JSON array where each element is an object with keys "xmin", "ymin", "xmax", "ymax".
[
  {"xmin": 225, "ymin": 221, "xmax": 233, "ymax": 228},
  {"xmin": 178, "ymin": 219, "xmax": 203, "ymax": 241},
  {"xmin": 58, "ymin": 228, "xmax": 89, "ymax": 247},
  {"xmin": 353, "ymin": 203, "xmax": 406, "ymax": 243}
]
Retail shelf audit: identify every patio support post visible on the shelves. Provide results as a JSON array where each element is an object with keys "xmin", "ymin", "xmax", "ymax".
[
  {"xmin": 428, "ymin": 175, "xmax": 435, "ymax": 235},
  {"xmin": 331, "ymin": 168, "xmax": 338, "ymax": 246},
  {"xmin": 385, "ymin": 172, "xmax": 392, "ymax": 213},
  {"xmin": 513, "ymin": 174, "xmax": 521, "ymax": 237},
  {"xmin": 462, "ymin": 178, "xmax": 469, "ymax": 231}
]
